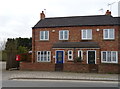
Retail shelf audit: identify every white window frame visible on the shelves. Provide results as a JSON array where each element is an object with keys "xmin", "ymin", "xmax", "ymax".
[
  {"xmin": 103, "ymin": 29, "xmax": 115, "ymax": 40},
  {"xmin": 40, "ymin": 31, "xmax": 49, "ymax": 40},
  {"xmin": 78, "ymin": 50, "xmax": 83, "ymax": 60},
  {"xmin": 59, "ymin": 30, "xmax": 69, "ymax": 40},
  {"xmin": 81, "ymin": 29, "xmax": 92, "ymax": 40},
  {"xmin": 101, "ymin": 51, "xmax": 118, "ymax": 63},
  {"xmin": 68, "ymin": 50, "xmax": 73, "ymax": 61},
  {"xmin": 37, "ymin": 51, "xmax": 51, "ymax": 62}
]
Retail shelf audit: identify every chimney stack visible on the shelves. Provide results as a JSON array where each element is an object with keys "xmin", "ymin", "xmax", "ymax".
[
  {"xmin": 105, "ymin": 10, "xmax": 111, "ymax": 16},
  {"xmin": 40, "ymin": 11, "xmax": 45, "ymax": 20}
]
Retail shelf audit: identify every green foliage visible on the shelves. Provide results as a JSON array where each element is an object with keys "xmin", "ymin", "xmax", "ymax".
[
  {"xmin": 5, "ymin": 37, "xmax": 32, "ymax": 53},
  {"xmin": 0, "ymin": 50, "xmax": 7, "ymax": 61},
  {"xmin": 75, "ymin": 57, "xmax": 83, "ymax": 62},
  {"xmin": 17, "ymin": 46, "xmax": 28, "ymax": 54},
  {"xmin": 16, "ymin": 37, "xmax": 32, "ymax": 51}
]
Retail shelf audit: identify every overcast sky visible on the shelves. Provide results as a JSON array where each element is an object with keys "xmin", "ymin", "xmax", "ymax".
[{"xmin": 0, "ymin": 0, "xmax": 119, "ymax": 41}]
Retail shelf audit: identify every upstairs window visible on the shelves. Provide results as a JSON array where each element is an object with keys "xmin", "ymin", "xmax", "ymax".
[
  {"xmin": 40, "ymin": 31, "xmax": 49, "ymax": 40},
  {"xmin": 103, "ymin": 29, "xmax": 115, "ymax": 40},
  {"xmin": 81, "ymin": 29, "xmax": 92, "ymax": 40},
  {"xmin": 59, "ymin": 30, "xmax": 69, "ymax": 40}
]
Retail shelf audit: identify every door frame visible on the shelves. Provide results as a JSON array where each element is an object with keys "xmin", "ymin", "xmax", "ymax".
[
  {"xmin": 87, "ymin": 50, "xmax": 96, "ymax": 64},
  {"xmin": 55, "ymin": 50, "xmax": 65, "ymax": 64}
]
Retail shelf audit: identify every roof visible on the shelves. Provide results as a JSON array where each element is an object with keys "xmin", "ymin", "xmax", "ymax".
[
  {"xmin": 52, "ymin": 42, "xmax": 100, "ymax": 48},
  {"xmin": 33, "ymin": 15, "xmax": 120, "ymax": 29}
]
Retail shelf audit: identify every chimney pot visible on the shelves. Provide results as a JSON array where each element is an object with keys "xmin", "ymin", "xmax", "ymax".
[
  {"xmin": 105, "ymin": 10, "xmax": 111, "ymax": 16},
  {"xmin": 40, "ymin": 11, "xmax": 45, "ymax": 20}
]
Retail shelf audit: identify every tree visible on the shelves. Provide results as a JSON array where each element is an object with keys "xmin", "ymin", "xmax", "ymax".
[
  {"xmin": 5, "ymin": 39, "xmax": 17, "ymax": 70},
  {"xmin": 17, "ymin": 46, "xmax": 28, "ymax": 54}
]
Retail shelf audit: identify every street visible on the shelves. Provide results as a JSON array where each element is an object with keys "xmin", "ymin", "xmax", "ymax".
[
  {"xmin": 2, "ymin": 79, "xmax": 118, "ymax": 87},
  {"xmin": 1, "ymin": 62, "xmax": 119, "ymax": 87}
]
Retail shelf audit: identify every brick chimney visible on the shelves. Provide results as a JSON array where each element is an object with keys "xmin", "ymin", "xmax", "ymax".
[
  {"xmin": 105, "ymin": 10, "xmax": 111, "ymax": 16},
  {"xmin": 40, "ymin": 11, "xmax": 45, "ymax": 20}
]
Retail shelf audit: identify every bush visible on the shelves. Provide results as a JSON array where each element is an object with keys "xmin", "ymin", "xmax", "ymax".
[{"xmin": 75, "ymin": 57, "xmax": 83, "ymax": 62}]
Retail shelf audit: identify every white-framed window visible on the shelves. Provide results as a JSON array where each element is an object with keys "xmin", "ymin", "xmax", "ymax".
[
  {"xmin": 59, "ymin": 30, "xmax": 69, "ymax": 40},
  {"xmin": 68, "ymin": 50, "xmax": 73, "ymax": 60},
  {"xmin": 101, "ymin": 51, "xmax": 118, "ymax": 63},
  {"xmin": 78, "ymin": 50, "xmax": 83, "ymax": 60},
  {"xmin": 81, "ymin": 29, "xmax": 92, "ymax": 40},
  {"xmin": 40, "ymin": 31, "xmax": 49, "ymax": 40},
  {"xmin": 37, "ymin": 51, "xmax": 51, "ymax": 62},
  {"xmin": 103, "ymin": 29, "xmax": 115, "ymax": 39}
]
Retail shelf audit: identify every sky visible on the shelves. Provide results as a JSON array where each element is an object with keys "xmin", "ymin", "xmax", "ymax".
[{"xmin": 0, "ymin": 0, "xmax": 119, "ymax": 42}]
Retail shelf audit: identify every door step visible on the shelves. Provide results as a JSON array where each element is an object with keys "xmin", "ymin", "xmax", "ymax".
[
  {"xmin": 55, "ymin": 64, "xmax": 63, "ymax": 71},
  {"xmin": 89, "ymin": 64, "xmax": 98, "ymax": 73}
]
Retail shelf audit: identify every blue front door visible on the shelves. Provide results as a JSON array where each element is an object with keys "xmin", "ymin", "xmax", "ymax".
[{"xmin": 56, "ymin": 51, "xmax": 64, "ymax": 64}]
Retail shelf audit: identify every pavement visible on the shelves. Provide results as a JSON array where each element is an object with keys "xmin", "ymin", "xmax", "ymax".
[{"xmin": 1, "ymin": 62, "xmax": 120, "ymax": 82}]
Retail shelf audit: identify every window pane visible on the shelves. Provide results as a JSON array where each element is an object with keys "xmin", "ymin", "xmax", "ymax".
[
  {"xmin": 104, "ymin": 29, "xmax": 108, "ymax": 38},
  {"xmin": 60, "ymin": 31, "xmax": 63, "ymax": 39},
  {"xmin": 87, "ymin": 30, "xmax": 92, "ymax": 39},
  {"xmin": 44, "ymin": 51, "xmax": 47, "ymax": 61},
  {"xmin": 69, "ymin": 56, "xmax": 72, "ymax": 59},
  {"xmin": 107, "ymin": 52, "xmax": 111, "ymax": 62},
  {"xmin": 40, "ymin": 31, "xmax": 44, "ymax": 40},
  {"xmin": 82, "ymin": 30, "xmax": 86, "ymax": 38},
  {"xmin": 109, "ymin": 29, "xmax": 114, "ymax": 39},
  {"xmin": 69, "ymin": 51, "xmax": 72, "ymax": 54},
  {"xmin": 45, "ymin": 31, "xmax": 48, "ymax": 39},
  {"xmin": 103, "ymin": 52, "xmax": 106, "ymax": 61},
  {"xmin": 41, "ymin": 52, "xmax": 44, "ymax": 61},
  {"xmin": 64, "ymin": 31, "xmax": 68, "ymax": 39},
  {"xmin": 78, "ymin": 51, "xmax": 81, "ymax": 58},
  {"xmin": 112, "ymin": 52, "xmax": 116, "ymax": 62}
]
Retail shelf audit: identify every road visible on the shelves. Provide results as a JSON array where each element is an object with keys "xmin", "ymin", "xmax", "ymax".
[
  {"xmin": 1, "ymin": 62, "xmax": 119, "ymax": 87},
  {"xmin": 2, "ymin": 79, "xmax": 118, "ymax": 87}
]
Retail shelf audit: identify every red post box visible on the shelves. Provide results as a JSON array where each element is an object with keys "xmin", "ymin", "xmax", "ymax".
[{"xmin": 16, "ymin": 55, "xmax": 21, "ymax": 61}]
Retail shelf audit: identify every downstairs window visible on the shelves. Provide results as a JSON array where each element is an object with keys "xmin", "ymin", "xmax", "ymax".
[
  {"xmin": 37, "ymin": 51, "xmax": 51, "ymax": 62},
  {"xmin": 101, "ymin": 51, "xmax": 118, "ymax": 63}
]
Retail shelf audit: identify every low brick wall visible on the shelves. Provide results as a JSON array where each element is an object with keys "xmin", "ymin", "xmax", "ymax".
[
  {"xmin": 63, "ymin": 63, "xmax": 89, "ymax": 73},
  {"xmin": 98, "ymin": 64, "xmax": 120, "ymax": 74},
  {"xmin": 20, "ymin": 62, "xmax": 55, "ymax": 71}
]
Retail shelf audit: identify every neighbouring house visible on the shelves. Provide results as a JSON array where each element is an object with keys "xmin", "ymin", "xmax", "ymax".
[{"xmin": 20, "ymin": 10, "xmax": 120, "ymax": 73}]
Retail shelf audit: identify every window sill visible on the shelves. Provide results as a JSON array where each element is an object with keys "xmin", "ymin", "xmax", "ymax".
[
  {"xmin": 101, "ymin": 62, "xmax": 118, "ymax": 64},
  {"xmin": 39, "ymin": 40, "xmax": 49, "ymax": 42},
  {"xmin": 81, "ymin": 39, "xmax": 92, "ymax": 40},
  {"xmin": 59, "ymin": 39, "xmax": 69, "ymax": 41},
  {"xmin": 103, "ymin": 39, "xmax": 115, "ymax": 41}
]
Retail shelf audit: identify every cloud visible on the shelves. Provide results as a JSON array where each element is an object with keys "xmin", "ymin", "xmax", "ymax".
[{"xmin": 0, "ymin": 0, "xmax": 119, "ymax": 40}]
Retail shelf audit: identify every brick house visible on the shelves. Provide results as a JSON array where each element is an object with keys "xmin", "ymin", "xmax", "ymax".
[{"xmin": 20, "ymin": 10, "xmax": 120, "ymax": 73}]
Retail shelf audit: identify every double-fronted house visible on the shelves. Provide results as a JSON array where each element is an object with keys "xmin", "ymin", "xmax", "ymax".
[{"xmin": 20, "ymin": 10, "xmax": 120, "ymax": 73}]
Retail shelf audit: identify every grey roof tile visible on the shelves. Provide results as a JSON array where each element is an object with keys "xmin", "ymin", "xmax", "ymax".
[{"xmin": 33, "ymin": 15, "xmax": 120, "ymax": 28}]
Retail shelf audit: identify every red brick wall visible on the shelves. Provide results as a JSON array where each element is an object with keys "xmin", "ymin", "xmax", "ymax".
[
  {"xmin": 63, "ymin": 63, "xmax": 89, "ymax": 72},
  {"xmin": 118, "ymin": 26, "xmax": 120, "ymax": 65},
  {"xmin": 20, "ymin": 62, "xmax": 55, "ymax": 71},
  {"xmin": 52, "ymin": 49, "xmax": 100, "ymax": 64},
  {"xmin": 30, "ymin": 25, "xmax": 120, "ymax": 73},
  {"xmin": 98, "ymin": 64, "xmax": 119, "ymax": 73},
  {"xmin": 33, "ymin": 26, "xmax": 119, "ymax": 63}
]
